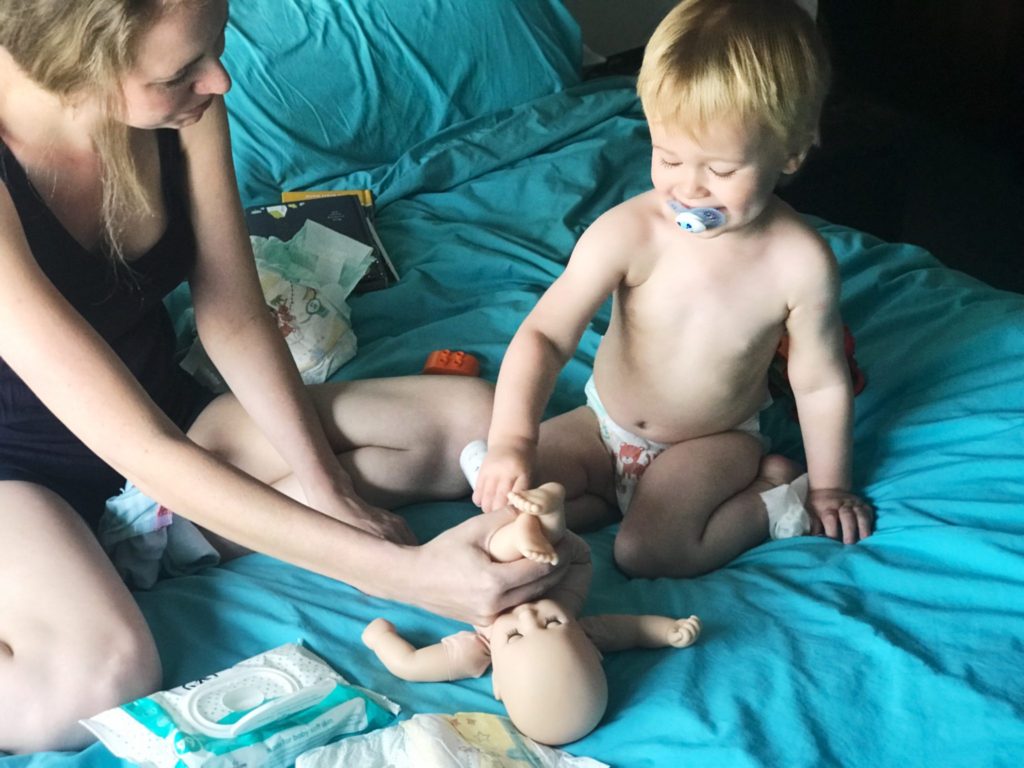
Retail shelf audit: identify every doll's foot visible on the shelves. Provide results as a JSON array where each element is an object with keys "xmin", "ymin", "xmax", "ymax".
[
  {"xmin": 667, "ymin": 615, "xmax": 702, "ymax": 647},
  {"xmin": 508, "ymin": 483, "xmax": 567, "ymax": 563},
  {"xmin": 362, "ymin": 617, "xmax": 397, "ymax": 649},
  {"xmin": 507, "ymin": 482, "xmax": 566, "ymax": 516},
  {"xmin": 508, "ymin": 512, "xmax": 559, "ymax": 564}
]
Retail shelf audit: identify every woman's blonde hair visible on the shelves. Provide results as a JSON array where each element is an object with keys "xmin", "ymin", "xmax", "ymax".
[
  {"xmin": 637, "ymin": 0, "xmax": 830, "ymax": 154},
  {"xmin": 0, "ymin": 0, "xmax": 179, "ymax": 261}
]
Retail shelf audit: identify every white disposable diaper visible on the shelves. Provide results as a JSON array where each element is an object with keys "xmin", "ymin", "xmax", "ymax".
[
  {"xmin": 179, "ymin": 220, "xmax": 369, "ymax": 390},
  {"xmin": 297, "ymin": 712, "xmax": 608, "ymax": 768},
  {"xmin": 81, "ymin": 642, "xmax": 398, "ymax": 768}
]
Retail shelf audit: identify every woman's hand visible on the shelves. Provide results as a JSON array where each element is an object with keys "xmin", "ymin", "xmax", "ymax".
[
  {"xmin": 405, "ymin": 513, "xmax": 574, "ymax": 626},
  {"xmin": 306, "ymin": 476, "xmax": 416, "ymax": 545}
]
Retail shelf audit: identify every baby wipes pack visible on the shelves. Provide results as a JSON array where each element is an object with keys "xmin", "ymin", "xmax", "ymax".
[{"xmin": 81, "ymin": 642, "xmax": 398, "ymax": 768}]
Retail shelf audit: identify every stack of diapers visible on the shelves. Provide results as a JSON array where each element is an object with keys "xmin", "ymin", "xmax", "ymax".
[
  {"xmin": 82, "ymin": 642, "xmax": 397, "ymax": 768},
  {"xmin": 180, "ymin": 220, "xmax": 370, "ymax": 390}
]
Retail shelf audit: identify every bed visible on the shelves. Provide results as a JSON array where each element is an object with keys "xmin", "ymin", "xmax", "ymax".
[{"xmin": 10, "ymin": 1, "xmax": 1024, "ymax": 766}]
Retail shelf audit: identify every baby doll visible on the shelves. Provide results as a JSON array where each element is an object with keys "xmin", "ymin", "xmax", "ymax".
[{"xmin": 362, "ymin": 483, "xmax": 702, "ymax": 745}]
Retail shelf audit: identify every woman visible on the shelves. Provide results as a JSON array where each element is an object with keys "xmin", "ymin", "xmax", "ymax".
[{"xmin": 0, "ymin": 0, "xmax": 567, "ymax": 752}]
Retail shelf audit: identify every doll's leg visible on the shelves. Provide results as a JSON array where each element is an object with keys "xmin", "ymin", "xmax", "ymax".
[
  {"xmin": 533, "ymin": 408, "xmax": 619, "ymax": 533},
  {"xmin": 614, "ymin": 432, "xmax": 801, "ymax": 578},
  {"xmin": 503, "ymin": 482, "xmax": 566, "ymax": 564}
]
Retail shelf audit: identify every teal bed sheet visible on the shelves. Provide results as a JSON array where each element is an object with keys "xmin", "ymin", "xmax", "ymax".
[
  {"xmin": 7, "ymin": 1, "xmax": 1024, "ymax": 765},
  {"xmin": 10, "ymin": 74, "xmax": 1023, "ymax": 768}
]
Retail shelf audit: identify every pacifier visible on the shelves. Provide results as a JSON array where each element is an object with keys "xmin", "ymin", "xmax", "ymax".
[{"xmin": 667, "ymin": 200, "xmax": 726, "ymax": 233}]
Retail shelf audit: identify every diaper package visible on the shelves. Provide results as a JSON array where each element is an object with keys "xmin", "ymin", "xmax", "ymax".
[
  {"xmin": 296, "ymin": 712, "xmax": 608, "ymax": 768},
  {"xmin": 81, "ymin": 642, "xmax": 398, "ymax": 768}
]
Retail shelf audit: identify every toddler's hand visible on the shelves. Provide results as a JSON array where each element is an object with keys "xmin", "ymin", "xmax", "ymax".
[
  {"xmin": 667, "ymin": 615, "xmax": 702, "ymax": 648},
  {"xmin": 807, "ymin": 489, "xmax": 874, "ymax": 544},
  {"xmin": 474, "ymin": 441, "xmax": 535, "ymax": 514}
]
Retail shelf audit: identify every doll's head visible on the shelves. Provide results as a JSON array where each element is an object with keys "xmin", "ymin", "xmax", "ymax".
[{"xmin": 488, "ymin": 599, "xmax": 608, "ymax": 746}]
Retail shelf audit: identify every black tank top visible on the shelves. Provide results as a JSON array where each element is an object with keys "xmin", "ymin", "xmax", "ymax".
[{"xmin": 0, "ymin": 129, "xmax": 205, "ymax": 519}]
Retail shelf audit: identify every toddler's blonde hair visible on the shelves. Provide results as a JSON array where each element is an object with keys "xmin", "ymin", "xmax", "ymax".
[{"xmin": 637, "ymin": 0, "xmax": 829, "ymax": 154}]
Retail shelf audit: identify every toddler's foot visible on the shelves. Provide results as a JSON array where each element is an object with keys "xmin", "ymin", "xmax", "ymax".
[
  {"xmin": 757, "ymin": 455, "xmax": 810, "ymax": 540},
  {"xmin": 667, "ymin": 615, "xmax": 702, "ymax": 648},
  {"xmin": 362, "ymin": 617, "xmax": 397, "ymax": 649}
]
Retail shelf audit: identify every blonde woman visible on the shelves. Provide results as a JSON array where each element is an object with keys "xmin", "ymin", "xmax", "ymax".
[{"xmin": 0, "ymin": 0, "xmax": 568, "ymax": 752}]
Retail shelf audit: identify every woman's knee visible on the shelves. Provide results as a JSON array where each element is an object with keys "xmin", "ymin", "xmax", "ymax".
[
  {"xmin": 439, "ymin": 377, "xmax": 494, "ymax": 441},
  {"xmin": 2, "ymin": 619, "xmax": 161, "ymax": 753}
]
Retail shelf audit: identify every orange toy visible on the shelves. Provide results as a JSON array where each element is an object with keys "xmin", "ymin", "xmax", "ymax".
[{"xmin": 422, "ymin": 349, "xmax": 481, "ymax": 377}]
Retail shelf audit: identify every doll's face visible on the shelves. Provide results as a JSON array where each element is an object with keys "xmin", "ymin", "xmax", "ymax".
[{"xmin": 489, "ymin": 599, "xmax": 608, "ymax": 745}]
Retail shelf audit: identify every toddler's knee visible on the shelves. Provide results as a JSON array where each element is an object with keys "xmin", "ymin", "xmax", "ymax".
[{"xmin": 613, "ymin": 529, "xmax": 707, "ymax": 579}]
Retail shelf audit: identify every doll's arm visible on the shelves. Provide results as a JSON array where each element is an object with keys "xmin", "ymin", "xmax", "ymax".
[
  {"xmin": 362, "ymin": 618, "xmax": 491, "ymax": 682},
  {"xmin": 579, "ymin": 614, "xmax": 702, "ymax": 652}
]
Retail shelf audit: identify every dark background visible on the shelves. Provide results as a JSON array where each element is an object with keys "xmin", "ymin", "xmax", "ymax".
[{"xmin": 589, "ymin": 0, "xmax": 1024, "ymax": 294}]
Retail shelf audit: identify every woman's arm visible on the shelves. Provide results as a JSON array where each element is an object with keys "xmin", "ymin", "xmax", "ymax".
[
  {"xmin": 176, "ymin": 100, "xmax": 409, "ymax": 539},
  {"xmin": 0, "ymin": 181, "xmax": 564, "ymax": 626}
]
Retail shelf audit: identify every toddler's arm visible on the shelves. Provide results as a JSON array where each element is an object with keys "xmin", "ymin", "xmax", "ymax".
[
  {"xmin": 579, "ymin": 614, "xmax": 702, "ymax": 652},
  {"xmin": 781, "ymin": 236, "xmax": 874, "ymax": 543},
  {"xmin": 476, "ymin": 212, "xmax": 632, "ymax": 513}
]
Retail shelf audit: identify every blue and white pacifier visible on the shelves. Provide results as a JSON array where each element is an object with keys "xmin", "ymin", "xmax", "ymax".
[{"xmin": 667, "ymin": 200, "xmax": 726, "ymax": 233}]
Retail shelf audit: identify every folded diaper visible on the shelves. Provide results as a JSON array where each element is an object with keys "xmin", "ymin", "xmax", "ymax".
[
  {"xmin": 82, "ymin": 642, "xmax": 398, "ymax": 768},
  {"xmin": 297, "ymin": 712, "xmax": 608, "ymax": 768},
  {"xmin": 179, "ymin": 219, "xmax": 369, "ymax": 391},
  {"xmin": 99, "ymin": 482, "xmax": 220, "ymax": 589}
]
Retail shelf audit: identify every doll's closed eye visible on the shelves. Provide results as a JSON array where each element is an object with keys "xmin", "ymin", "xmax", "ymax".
[
  {"xmin": 544, "ymin": 617, "xmax": 563, "ymax": 627},
  {"xmin": 505, "ymin": 630, "xmax": 523, "ymax": 643}
]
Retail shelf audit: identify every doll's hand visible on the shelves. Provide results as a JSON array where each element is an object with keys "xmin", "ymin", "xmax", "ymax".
[
  {"xmin": 806, "ymin": 489, "xmax": 874, "ymax": 544},
  {"xmin": 667, "ymin": 615, "xmax": 702, "ymax": 648},
  {"xmin": 473, "ymin": 440, "xmax": 535, "ymax": 514}
]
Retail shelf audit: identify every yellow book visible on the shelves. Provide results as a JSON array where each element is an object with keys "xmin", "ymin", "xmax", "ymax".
[{"xmin": 281, "ymin": 189, "xmax": 374, "ymax": 209}]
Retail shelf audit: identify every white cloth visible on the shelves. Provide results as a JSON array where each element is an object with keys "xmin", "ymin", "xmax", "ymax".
[{"xmin": 99, "ymin": 482, "xmax": 220, "ymax": 589}]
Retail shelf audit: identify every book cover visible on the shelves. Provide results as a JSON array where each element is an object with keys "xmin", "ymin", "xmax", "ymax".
[{"xmin": 245, "ymin": 194, "xmax": 398, "ymax": 293}]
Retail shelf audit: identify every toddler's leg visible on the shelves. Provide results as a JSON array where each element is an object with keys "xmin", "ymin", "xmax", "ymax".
[{"xmin": 615, "ymin": 432, "xmax": 797, "ymax": 578}]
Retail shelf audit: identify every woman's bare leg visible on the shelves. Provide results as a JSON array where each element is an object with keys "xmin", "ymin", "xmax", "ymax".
[
  {"xmin": 187, "ymin": 375, "xmax": 494, "ymax": 508},
  {"xmin": 0, "ymin": 482, "xmax": 161, "ymax": 753}
]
